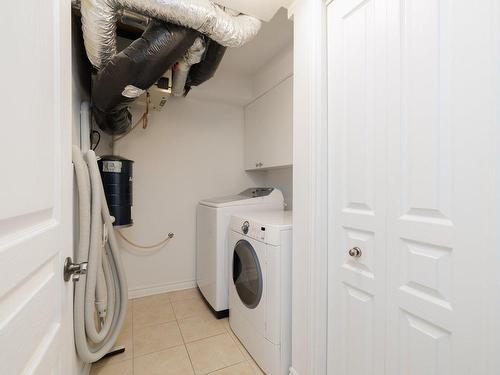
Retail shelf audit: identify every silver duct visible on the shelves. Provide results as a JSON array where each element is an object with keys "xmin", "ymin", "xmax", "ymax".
[
  {"xmin": 81, "ymin": 0, "xmax": 261, "ymax": 69},
  {"xmin": 171, "ymin": 37, "xmax": 206, "ymax": 96}
]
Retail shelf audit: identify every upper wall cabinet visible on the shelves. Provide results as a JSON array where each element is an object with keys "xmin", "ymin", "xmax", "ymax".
[{"xmin": 244, "ymin": 76, "xmax": 293, "ymax": 171}]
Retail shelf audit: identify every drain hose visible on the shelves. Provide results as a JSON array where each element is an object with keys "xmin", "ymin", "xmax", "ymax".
[{"xmin": 72, "ymin": 146, "xmax": 128, "ymax": 363}]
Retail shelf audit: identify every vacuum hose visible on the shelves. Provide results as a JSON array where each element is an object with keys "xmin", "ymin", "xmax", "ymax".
[{"xmin": 72, "ymin": 146, "xmax": 128, "ymax": 363}]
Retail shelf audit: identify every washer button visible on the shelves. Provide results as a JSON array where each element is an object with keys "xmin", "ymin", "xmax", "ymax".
[{"xmin": 242, "ymin": 221, "xmax": 249, "ymax": 234}]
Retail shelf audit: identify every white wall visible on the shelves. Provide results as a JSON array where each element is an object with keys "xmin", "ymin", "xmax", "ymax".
[
  {"xmin": 252, "ymin": 46, "xmax": 293, "ymax": 98},
  {"xmin": 114, "ymin": 97, "xmax": 265, "ymax": 297},
  {"xmin": 186, "ymin": 70, "xmax": 254, "ymax": 106},
  {"xmin": 260, "ymin": 167, "xmax": 293, "ymax": 210}
]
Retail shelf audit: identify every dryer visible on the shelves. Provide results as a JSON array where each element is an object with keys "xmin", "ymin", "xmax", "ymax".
[
  {"xmin": 196, "ymin": 188, "xmax": 284, "ymax": 317},
  {"xmin": 229, "ymin": 210, "xmax": 292, "ymax": 375}
]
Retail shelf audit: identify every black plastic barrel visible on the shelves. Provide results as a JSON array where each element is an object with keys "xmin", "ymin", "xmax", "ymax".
[{"xmin": 98, "ymin": 155, "xmax": 134, "ymax": 227}]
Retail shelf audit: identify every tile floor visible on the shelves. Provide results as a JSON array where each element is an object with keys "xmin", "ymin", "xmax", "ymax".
[{"xmin": 90, "ymin": 288, "xmax": 265, "ymax": 375}]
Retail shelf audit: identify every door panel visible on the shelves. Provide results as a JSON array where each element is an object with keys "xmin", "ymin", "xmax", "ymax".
[
  {"xmin": 385, "ymin": 0, "xmax": 486, "ymax": 372},
  {"xmin": 342, "ymin": 285, "xmax": 374, "ymax": 375},
  {"xmin": 327, "ymin": 0, "xmax": 387, "ymax": 373},
  {"xmin": 397, "ymin": 0, "xmax": 453, "ymax": 224},
  {"xmin": 328, "ymin": 0, "xmax": 497, "ymax": 374},
  {"xmin": 0, "ymin": 1, "xmax": 72, "ymax": 374},
  {"xmin": 398, "ymin": 311, "xmax": 451, "ymax": 375}
]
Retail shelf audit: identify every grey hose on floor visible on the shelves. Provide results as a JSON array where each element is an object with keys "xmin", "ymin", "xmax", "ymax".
[{"xmin": 72, "ymin": 146, "xmax": 128, "ymax": 363}]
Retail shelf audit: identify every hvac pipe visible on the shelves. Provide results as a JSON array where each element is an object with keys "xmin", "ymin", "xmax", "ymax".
[
  {"xmin": 184, "ymin": 39, "xmax": 226, "ymax": 95},
  {"xmin": 92, "ymin": 20, "xmax": 198, "ymax": 134},
  {"xmin": 81, "ymin": 0, "xmax": 261, "ymax": 69},
  {"xmin": 171, "ymin": 37, "xmax": 206, "ymax": 96}
]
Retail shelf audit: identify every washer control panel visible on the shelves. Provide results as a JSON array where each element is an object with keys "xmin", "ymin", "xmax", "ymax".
[{"xmin": 240, "ymin": 219, "xmax": 266, "ymax": 241}]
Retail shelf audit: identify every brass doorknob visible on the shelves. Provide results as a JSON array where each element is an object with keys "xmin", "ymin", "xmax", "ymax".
[{"xmin": 348, "ymin": 247, "xmax": 362, "ymax": 258}]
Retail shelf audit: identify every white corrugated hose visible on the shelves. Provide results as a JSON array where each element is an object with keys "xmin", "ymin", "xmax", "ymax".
[{"xmin": 72, "ymin": 146, "xmax": 128, "ymax": 363}]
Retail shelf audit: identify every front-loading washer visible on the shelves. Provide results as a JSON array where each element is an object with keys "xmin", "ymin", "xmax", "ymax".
[
  {"xmin": 196, "ymin": 188, "xmax": 284, "ymax": 317},
  {"xmin": 228, "ymin": 210, "xmax": 292, "ymax": 375}
]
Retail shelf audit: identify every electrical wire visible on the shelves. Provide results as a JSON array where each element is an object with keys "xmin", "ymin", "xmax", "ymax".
[
  {"xmin": 91, "ymin": 130, "xmax": 101, "ymax": 150},
  {"xmin": 117, "ymin": 230, "xmax": 174, "ymax": 250}
]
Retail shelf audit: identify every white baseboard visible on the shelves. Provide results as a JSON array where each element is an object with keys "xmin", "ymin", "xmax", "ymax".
[
  {"xmin": 289, "ymin": 367, "xmax": 300, "ymax": 375},
  {"xmin": 128, "ymin": 279, "xmax": 197, "ymax": 299}
]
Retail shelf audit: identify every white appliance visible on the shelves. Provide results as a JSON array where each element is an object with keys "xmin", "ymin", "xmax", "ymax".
[
  {"xmin": 196, "ymin": 188, "xmax": 284, "ymax": 316},
  {"xmin": 229, "ymin": 211, "xmax": 292, "ymax": 375}
]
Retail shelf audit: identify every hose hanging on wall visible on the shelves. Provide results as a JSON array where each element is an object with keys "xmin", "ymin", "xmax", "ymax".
[
  {"xmin": 92, "ymin": 20, "xmax": 198, "ymax": 134},
  {"xmin": 72, "ymin": 146, "xmax": 128, "ymax": 363}
]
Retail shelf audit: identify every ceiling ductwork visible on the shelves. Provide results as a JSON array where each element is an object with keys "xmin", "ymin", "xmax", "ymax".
[
  {"xmin": 184, "ymin": 39, "xmax": 226, "ymax": 94},
  {"xmin": 79, "ymin": 0, "xmax": 261, "ymax": 135},
  {"xmin": 81, "ymin": 0, "xmax": 261, "ymax": 69},
  {"xmin": 92, "ymin": 20, "xmax": 198, "ymax": 134},
  {"xmin": 171, "ymin": 37, "xmax": 206, "ymax": 97}
]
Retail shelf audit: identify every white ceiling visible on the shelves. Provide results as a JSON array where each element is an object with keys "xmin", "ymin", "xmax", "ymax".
[
  {"xmin": 217, "ymin": 7, "xmax": 293, "ymax": 77},
  {"xmin": 214, "ymin": 0, "xmax": 292, "ymax": 21}
]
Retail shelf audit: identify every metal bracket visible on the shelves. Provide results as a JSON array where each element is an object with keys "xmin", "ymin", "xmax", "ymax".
[{"xmin": 64, "ymin": 257, "xmax": 88, "ymax": 282}]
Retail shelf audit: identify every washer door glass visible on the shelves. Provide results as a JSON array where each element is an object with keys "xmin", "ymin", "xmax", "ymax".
[{"xmin": 232, "ymin": 239, "xmax": 263, "ymax": 309}]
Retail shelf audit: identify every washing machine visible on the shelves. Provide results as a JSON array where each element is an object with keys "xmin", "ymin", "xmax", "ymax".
[
  {"xmin": 229, "ymin": 210, "xmax": 292, "ymax": 375},
  {"xmin": 196, "ymin": 188, "xmax": 284, "ymax": 317}
]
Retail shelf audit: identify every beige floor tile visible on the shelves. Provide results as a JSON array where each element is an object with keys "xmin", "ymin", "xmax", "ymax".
[
  {"xmin": 134, "ymin": 345, "xmax": 194, "ymax": 375},
  {"xmin": 134, "ymin": 320, "xmax": 184, "ymax": 357},
  {"xmin": 178, "ymin": 313, "xmax": 226, "ymax": 343},
  {"xmin": 209, "ymin": 362, "xmax": 255, "ymax": 375},
  {"xmin": 221, "ymin": 317, "xmax": 230, "ymax": 331},
  {"xmin": 90, "ymin": 359, "xmax": 133, "ymax": 375},
  {"xmin": 168, "ymin": 288, "xmax": 203, "ymax": 302},
  {"xmin": 172, "ymin": 298, "xmax": 211, "ymax": 320},
  {"xmin": 186, "ymin": 333, "xmax": 245, "ymax": 375},
  {"xmin": 133, "ymin": 295, "xmax": 175, "ymax": 327},
  {"xmin": 133, "ymin": 293, "xmax": 171, "ymax": 308},
  {"xmin": 123, "ymin": 300, "xmax": 133, "ymax": 329}
]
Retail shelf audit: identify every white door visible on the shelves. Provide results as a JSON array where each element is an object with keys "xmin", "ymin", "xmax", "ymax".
[
  {"xmin": 327, "ymin": 0, "xmax": 498, "ymax": 374},
  {"xmin": 327, "ymin": 0, "xmax": 388, "ymax": 373},
  {"xmin": 385, "ymin": 0, "xmax": 497, "ymax": 373},
  {"xmin": 0, "ymin": 1, "xmax": 74, "ymax": 374}
]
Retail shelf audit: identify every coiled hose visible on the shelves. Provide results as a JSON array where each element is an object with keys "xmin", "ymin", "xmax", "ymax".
[{"xmin": 72, "ymin": 146, "xmax": 128, "ymax": 363}]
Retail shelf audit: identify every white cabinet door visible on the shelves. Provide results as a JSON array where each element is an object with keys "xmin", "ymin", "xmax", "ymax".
[
  {"xmin": 385, "ymin": 0, "xmax": 496, "ymax": 374},
  {"xmin": 327, "ymin": 0, "xmax": 388, "ymax": 374},
  {"xmin": 244, "ymin": 76, "xmax": 293, "ymax": 170},
  {"xmin": 327, "ymin": 0, "xmax": 497, "ymax": 374},
  {"xmin": 0, "ymin": 1, "xmax": 73, "ymax": 374}
]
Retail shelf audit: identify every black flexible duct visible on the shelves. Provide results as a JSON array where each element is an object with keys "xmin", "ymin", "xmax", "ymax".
[
  {"xmin": 92, "ymin": 20, "xmax": 198, "ymax": 135},
  {"xmin": 184, "ymin": 39, "xmax": 227, "ymax": 96}
]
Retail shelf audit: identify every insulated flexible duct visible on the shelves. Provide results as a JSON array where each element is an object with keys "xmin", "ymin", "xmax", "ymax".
[
  {"xmin": 81, "ymin": 0, "xmax": 261, "ymax": 69},
  {"xmin": 171, "ymin": 37, "xmax": 206, "ymax": 97},
  {"xmin": 92, "ymin": 20, "xmax": 198, "ymax": 134},
  {"xmin": 185, "ymin": 39, "xmax": 226, "ymax": 94},
  {"xmin": 73, "ymin": 146, "xmax": 128, "ymax": 363}
]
